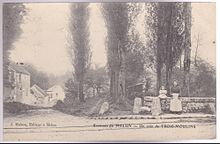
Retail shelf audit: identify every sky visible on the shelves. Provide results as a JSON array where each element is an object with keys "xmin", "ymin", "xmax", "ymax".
[
  {"xmin": 9, "ymin": 3, "xmax": 216, "ymax": 76},
  {"xmin": 191, "ymin": 3, "xmax": 216, "ymax": 66}
]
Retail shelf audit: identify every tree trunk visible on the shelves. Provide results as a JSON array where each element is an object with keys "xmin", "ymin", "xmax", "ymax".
[
  {"xmin": 110, "ymin": 69, "xmax": 120, "ymax": 103},
  {"xmin": 183, "ymin": 3, "xmax": 191, "ymax": 97},
  {"xmin": 183, "ymin": 70, "xmax": 190, "ymax": 97},
  {"xmin": 120, "ymin": 49, "xmax": 126, "ymax": 99},
  {"xmin": 165, "ymin": 65, "xmax": 172, "ymax": 95},
  {"xmin": 114, "ymin": 70, "xmax": 120, "ymax": 103},
  {"xmin": 187, "ymin": 72, "xmax": 190, "ymax": 97},
  {"xmin": 110, "ymin": 71, "xmax": 114, "ymax": 100},
  {"xmin": 78, "ymin": 76, "xmax": 85, "ymax": 102},
  {"xmin": 110, "ymin": 40, "xmax": 126, "ymax": 104},
  {"xmin": 156, "ymin": 62, "xmax": 162, "ymax": 95},
  {"xmin": 93, "ymin": 85, "xmax": 96, "ymax": 97},
  {"xmin": 194, "ymin": 34, "xmax": 199, "ymax": 67},
  {"xmin": 165, "ymin": 3, "xmax": 173, "ymax": 95}
]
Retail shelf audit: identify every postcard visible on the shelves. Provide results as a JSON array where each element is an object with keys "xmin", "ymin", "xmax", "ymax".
[{"xmin": 1, "ymin": 2, "xmax": 216, "ymax": 142}]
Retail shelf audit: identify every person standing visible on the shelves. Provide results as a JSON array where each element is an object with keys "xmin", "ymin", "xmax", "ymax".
[
  {"xmin": 158, "ymin": 86, "xmax": 167, "ymax": 99},
  {"xmin": 170, "ymin": 80, "xmax": 182, "ymax": 114}
]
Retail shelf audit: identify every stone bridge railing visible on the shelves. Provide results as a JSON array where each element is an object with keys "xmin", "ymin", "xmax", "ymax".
[{"xmin": 143, "ymin": 96, "xmax": 216, "ymax": 114}]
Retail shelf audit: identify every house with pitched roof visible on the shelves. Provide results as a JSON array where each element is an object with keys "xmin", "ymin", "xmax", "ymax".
[
  {"xmin": 46, "ymin": 85, "xmax": 65, "ymax": 106},
  {"xmin": 4, "ymin": 62, "xmax": 65, "ymax": 107},
  {"xmin": 30, "ymin": 84, "xmax": 48, "ymax": 107},
  {"xmin": 4, "ymin": 63, "xmax": 31, "ymax": 104}
]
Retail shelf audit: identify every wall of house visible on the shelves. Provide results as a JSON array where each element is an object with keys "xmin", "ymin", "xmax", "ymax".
[
  {"xmin": 14, "ymin": 72, "xmax": 23, "ymax": 102},
  {"xmin": 30, "ymin": 87, "xmax": 45, "ymax": 106},
  {"xmin": 45, "ymin": 93, "xmax": 57, "ymax": 107},
  {"xmin": 4, "ymin": 66, "xmax": 33, "ymax": 105},
  {"xmin": 13, "ymin": 73, "xmax": 31, "ymax": 104},
  {"xmin": 47, "ymin": 86, "xmax": 65, "ymax": 102},
  {"xmin": 20, "ymin": 74, "xmax": 31, "ymax": 104}
]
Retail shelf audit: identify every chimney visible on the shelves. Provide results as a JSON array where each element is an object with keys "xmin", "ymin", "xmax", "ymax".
[{"xmin": 16, "ymin": 62, "xmax": 25, "ymax": 66}]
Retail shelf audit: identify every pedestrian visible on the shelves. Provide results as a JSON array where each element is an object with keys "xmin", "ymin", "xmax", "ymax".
[
  {"xmin": 158, "ymin": 86, "xmax": 167, "ymax": 99},
  {"xmin": 169, "ymin": 80, "xmax": 182, "ymax": 114}
]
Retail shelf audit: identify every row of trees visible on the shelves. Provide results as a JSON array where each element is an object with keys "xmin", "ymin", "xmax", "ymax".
[
  {"xmin": 68, "ymin": 3, "xmax": 145, "ymax": 103},
  {"xmin": 4, "ymin": 3, "xmax": 215, "ymax": 106},
  {"xmin": 67, "ymin": 3, "xmax": 193, "ymax": 103},
  {"xmin": 145, "ymin": 3, "xmax": 192, "ymax": 95}
]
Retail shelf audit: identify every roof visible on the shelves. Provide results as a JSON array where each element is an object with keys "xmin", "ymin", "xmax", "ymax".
[
  {"xmin": 31, "ymin": 84, "xmax": 47, "ymax": 96},
  {"xmin": 9, "ymin": 63, "xmax": 30, "ymax": 75},
  {"xmin": 47, "ymin": 85, "xmax": 64, "ymax": 91}
]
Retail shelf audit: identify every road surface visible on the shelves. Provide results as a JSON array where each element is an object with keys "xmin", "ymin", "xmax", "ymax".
[{"xmin": 3, "ymin": 109, "xmax": 216, "ymax": 141}]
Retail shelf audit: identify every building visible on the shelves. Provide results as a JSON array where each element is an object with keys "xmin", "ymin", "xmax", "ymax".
[
  {"xmin": 4, "ymin": 63, "xmax": 31, "ymax": 104},
  {"xmin": 4, "ymin": 63, "xmax": 66, "ymax": 107},
  {"xmin": 46, "ymin": 85, "xmax": 65, "ymax": 106},
  {"xmin": 30, "ymin": 84, "xmax": 48, "ymax": 107}
]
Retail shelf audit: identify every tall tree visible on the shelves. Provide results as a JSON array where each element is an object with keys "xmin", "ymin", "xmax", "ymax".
[
  {"xmin": 145, "ymin": 3, "xmax": 191, "ymax": 94},
  {"xmin": 102, "ymin": 3, "xmax": 127, "ymax": 103},
  {"xmin": 102, "ymin": 3, "xmax": 140, "ymax": 103},
  {"xmin": 145, "ymin": 3, "xmax": 165, "ymax": 93},
  {"xmin": 3, "ymin": 4, "xmax": 26, "ymax": 87},
  {"xmin": 69, "ymin": 3, "xmax": 91, "ymax": 102},
  {"xmin": 163, "ymin": 3, "xmax": 187, "ymax": 93},
  {"xmin": 183, "ymin": 3, "xmax": 192, "ymax": 96}
]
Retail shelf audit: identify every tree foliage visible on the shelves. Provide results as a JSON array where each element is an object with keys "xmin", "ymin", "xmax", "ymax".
[
  {"xmin": 145, "ymin": 3, "xmax": 191, "ymax": 93},
  {"xmin": 64, "ymin": 78, "xmax": 78, "ymax": 106},
  {"xmin": 102, "ymin": 3, "xmax": 142, "ymax": 102},
  {"xmin": 85, "ymin": 66, "xmax": 109, "ymax": 97},
  {"xmin": 23, "ymin": 64, "xmax": 53, "ymax": 90},
  {"xmin": 192, "ymin": 59, "xmax": 215, "ymax": 97},
  {"xmin": 171, "ymin": 58, "xmax": 215, "ymax": 97},
  {"xmin": 102, "ymin": 3, "xmax": 128, "ymax": 102},
  {"xmin": 3, "ymin": 3, "xmax": 26, "ymax": 86},
  {"xmin": 69, "ymin": 3, "xmax": 91, "ymax": 102},
  {"xmin": 125, "ymin": 32, "xmax": 146, "ymax": 87}
]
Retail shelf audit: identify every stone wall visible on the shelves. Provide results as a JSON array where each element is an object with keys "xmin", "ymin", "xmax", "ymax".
[{"xmin": 143, "ymin": 96, "xmax": 216, "ymax": 114}]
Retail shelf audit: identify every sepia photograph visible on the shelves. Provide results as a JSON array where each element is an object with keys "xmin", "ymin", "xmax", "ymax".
[{"xmin": 1, "ymin": 1, "xmax": 217, "ymax": 142}]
